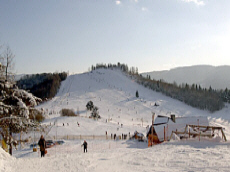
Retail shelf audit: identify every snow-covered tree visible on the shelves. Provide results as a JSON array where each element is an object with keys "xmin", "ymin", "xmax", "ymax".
[
  {"xmin": 0, "ymin": 80, "xmax": 42, "ymax": 155},
  {"xmin": 0, "ymin": 49, "xmax": 42, "ymax": 155}
]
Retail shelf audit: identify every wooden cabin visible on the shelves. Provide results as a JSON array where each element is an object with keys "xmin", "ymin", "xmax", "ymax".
[{"xmin": 147, "ymin": 115, "xmax": 226, "ymax": 146}]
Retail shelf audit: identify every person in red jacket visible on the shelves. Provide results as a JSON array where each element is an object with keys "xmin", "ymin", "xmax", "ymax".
[{"xmin": 38, "ymin": 135, "xmax": 46, "ymax": 157}]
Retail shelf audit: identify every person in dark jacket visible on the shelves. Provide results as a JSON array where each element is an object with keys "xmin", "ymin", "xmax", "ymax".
[
  {"xmin": 82, "ymin": 140, "xmax": 88, "ymax": 153},
  {"xmin": 38, "ymin": 135, "xmax": 46, "ymax": 157}
]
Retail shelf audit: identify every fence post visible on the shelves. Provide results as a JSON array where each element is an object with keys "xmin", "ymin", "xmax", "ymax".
[
  {"xmin": 167, "ymin": 124, "xmax": 168, "ymax": 141},
  {"xmin": 198, "ymin": 119, "xmax": 200, "ymax": 141}
]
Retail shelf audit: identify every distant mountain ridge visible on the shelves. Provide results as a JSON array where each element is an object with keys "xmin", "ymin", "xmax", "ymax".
[{"xmin": 142, "ymin": 65, "xmax": 230, "ymax": 90}]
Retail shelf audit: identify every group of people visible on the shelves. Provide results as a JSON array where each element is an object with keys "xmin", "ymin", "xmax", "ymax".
[{"xmin": 38, "ymin": 135, "xmax": 88, "ymax": 157}]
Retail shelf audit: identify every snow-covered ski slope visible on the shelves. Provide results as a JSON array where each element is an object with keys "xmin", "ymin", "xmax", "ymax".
[
  {"xmin": 38, "ymin": 68, "xmax": 230, "ymax": 139},
  {"xmin": 2, "ymin": 68, "xmax": 230, "ymax": 172}
]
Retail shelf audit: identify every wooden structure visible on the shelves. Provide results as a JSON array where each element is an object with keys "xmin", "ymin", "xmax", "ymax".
[
  {"xmin": 170, "ymin": 124, "xmax": 227, "ymax": 142},
  {"xmin": 147, "ymin": 115, "xmax": 227, "ymax": 146}
]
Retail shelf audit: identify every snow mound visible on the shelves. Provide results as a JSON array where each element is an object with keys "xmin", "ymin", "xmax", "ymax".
[{"xmin": 0, "ymin": 148, "xmax": 14, "ymax": 172}]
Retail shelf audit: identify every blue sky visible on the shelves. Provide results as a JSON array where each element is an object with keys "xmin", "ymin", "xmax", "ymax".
[{"xmin": 0, "ymin": 0, "xmax": 230, "ymax": 74}]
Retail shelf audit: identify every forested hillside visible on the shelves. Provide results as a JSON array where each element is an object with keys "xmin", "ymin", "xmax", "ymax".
[
  {"xmin": 142, "ymin": 65, "xmax": 230, "ymax": 90},
  {"xmin": 91, "ymin": 63, "xmax": 229, "ymax": 112},
  {"xmin": 135, "ymin": 74, "xmax": 228, "ymax": 112},
  {"xmin": 17, "ymin": 72, "xmax": 67, "ymax": 100}
]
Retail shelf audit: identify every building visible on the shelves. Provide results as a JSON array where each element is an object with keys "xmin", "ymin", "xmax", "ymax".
[{"xmin": 147, "ymin": 114, "xmax": 226, "ymax": 146}]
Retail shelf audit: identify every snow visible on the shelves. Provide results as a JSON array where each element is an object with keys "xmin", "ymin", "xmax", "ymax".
[
  {"xmin": 0, "ymin": 147, "xmax": 14, "ymax": 172},
  {"xmin": 1, "ymin": 68, "xmax": 230, "ymax": 171},
  {"xmin": 17, "ymin": 99, "xmax": 29, "ymax": 119},
  {"xmin": 14, "ymin": 89, "xmax": 41, "ymax": 107},
  {"xmin": 3, "ymin": 140, "xmax": 230, "ymax": 172}
]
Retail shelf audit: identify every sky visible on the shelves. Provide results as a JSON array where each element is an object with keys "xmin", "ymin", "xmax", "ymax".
[{"xmin": 0, "ymin": 0, "xmax": 230, "ymax": 74}]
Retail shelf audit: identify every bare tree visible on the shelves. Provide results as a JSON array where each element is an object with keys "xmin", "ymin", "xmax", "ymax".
[
  {"xmin": 0, "ymin": 45, "xmax": 4, "ymax": 80},
  {"xmin": 0, "ymin": 45, "xmax": 15, "ymax": 82}
]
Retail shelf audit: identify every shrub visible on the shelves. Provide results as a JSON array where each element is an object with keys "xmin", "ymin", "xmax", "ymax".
[
  {"xmin": 29, "ymin": 110, "xmax": 45, "ymax": 122},
  {"xmin": 60, "ymin": 108, "xmax": 76, "ymax": 117}
]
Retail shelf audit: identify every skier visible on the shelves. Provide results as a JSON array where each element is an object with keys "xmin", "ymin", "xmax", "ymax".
[
  {"xmin": 38, "ymin": 135, "xmax": 46, "ymax": 157},
  {"xmin": 82, "ymin": 140, "xmax": 88, "ymax": 153}
]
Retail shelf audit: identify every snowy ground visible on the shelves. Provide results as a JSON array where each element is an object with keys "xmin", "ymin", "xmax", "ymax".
[
  {"xmin": 2, "ymin": 139, "xmax": 230, "ymax": 172},
  {"xmin": 1, "ymin": 68, "xmax": 230, "ymax": 172}
]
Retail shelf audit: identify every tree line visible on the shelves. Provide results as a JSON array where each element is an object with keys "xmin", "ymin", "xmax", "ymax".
[
  {"xmin": 90, "ymin": 62, "xmax": 138, "ymax": 74},
  {"xmin": 135, "ymin": 74, "xmax": 226, "ymax": 112},
  {"xmin": 17, "ymin": 72, "xmax": 68, "ymax": 100}
]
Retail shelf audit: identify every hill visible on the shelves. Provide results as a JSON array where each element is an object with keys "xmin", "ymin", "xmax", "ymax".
[
  {"xmin": 142, "ymin": 65, "xmax": 230, "ymax": 90},
  {"xmin": 35, "ymin": 68, "xmax": 230, "ymax": 138},
  {"xmin": 2, "ymin": 68, "xmax": 230, "ymax": 172}
]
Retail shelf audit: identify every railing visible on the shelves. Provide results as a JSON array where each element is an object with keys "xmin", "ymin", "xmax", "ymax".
[
  {"xmin": 23, "ymin": 134, "xmax": 130, "ymax": 144},
  {"xmin": 52, "ymin": 135, "xmax": 114, "ymax": 140}
]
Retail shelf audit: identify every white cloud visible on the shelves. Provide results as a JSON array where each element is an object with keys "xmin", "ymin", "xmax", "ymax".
[
  {"xmin": 182, "ymin": 0, "xmax": 205, "ymax": 6},
  {"xmin": 129, "ymin": 0, "xmax": 138, "ymax": 3},
  {"xmin": 141, "ymin": 7, "xmax": 148, "ymax": 12},
  {"xmin": 115, "ymin": 1, "xmax": 121, "ymax": 5}
]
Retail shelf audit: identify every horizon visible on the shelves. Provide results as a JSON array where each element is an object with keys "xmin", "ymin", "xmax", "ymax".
[
  {"xmin": 15, "ymin": 64, "xmax": 230, "ymax": 75},
  {"xmin": 1, "ymin": 1, "xmax": 230, "ymax": 74}
]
